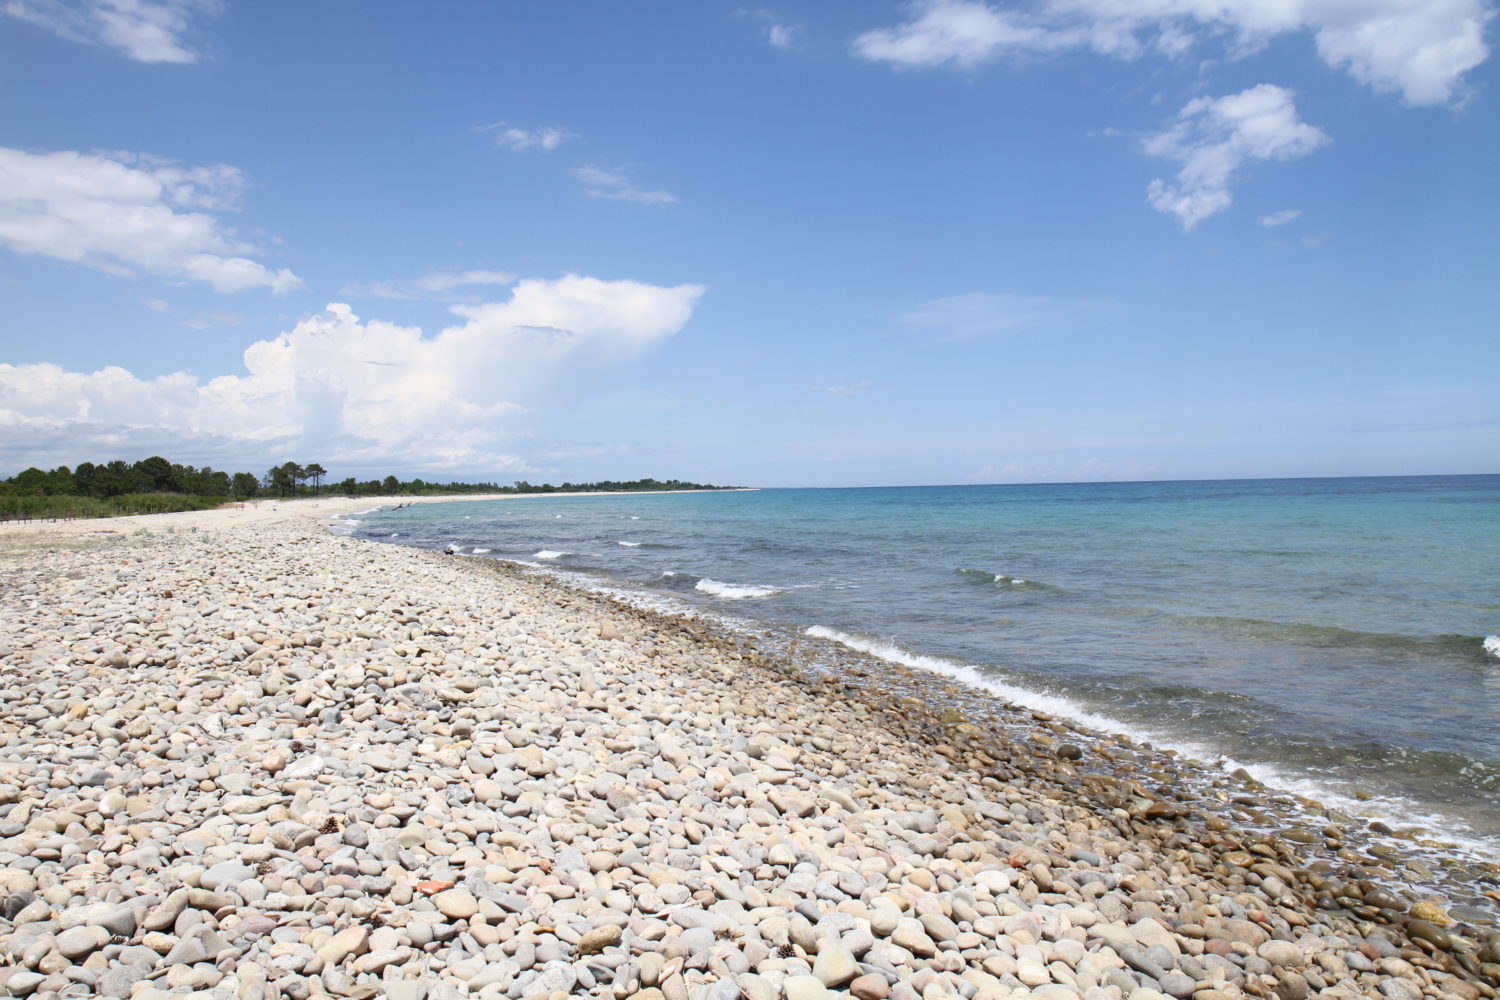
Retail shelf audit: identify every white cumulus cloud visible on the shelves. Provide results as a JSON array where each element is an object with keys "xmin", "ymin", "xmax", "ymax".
[
  {"xmin": 854, "ymin": 0, "xmax": 1492, "ymax": 105},
  {"xmin": 1260, "ymin": 208, "xmax": 1304, "ymax": 226},
  {"xmin": 0, "ymin": 274, "xmax": 705, "ymax": 472},
  {"xmin": 0, "ymin": 147, "xmax": 301, "ymax": 294},
  {"xmin": 1144, "ymin": 84, "xmax": 1328, "ymax": 230},
  {"xmin": 574, "ymin": 166, "xmax": 678, "ymax": 205},
  {"xmin": 3, "ymin": 0, "xmax": 220, "ymax": 63}
]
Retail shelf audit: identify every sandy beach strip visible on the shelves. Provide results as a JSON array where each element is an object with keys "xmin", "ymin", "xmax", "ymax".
[{"xmin": 0, "ymin": 503, "xmax": 1495, "ymax": 1000}]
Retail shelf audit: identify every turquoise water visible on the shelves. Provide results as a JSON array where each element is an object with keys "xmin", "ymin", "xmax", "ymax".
[{"xmin": 346, "ymin": 475, "xmax": 1500, "ymax": 858}]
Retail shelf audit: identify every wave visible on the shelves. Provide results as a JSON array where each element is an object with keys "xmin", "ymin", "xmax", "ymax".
[
  {"xmin": 618, "ymin": 541, "xmax": 642, "ymax": 547},
  {"xmin": 803, "ymin": 625, "xmax": 1500, "ymax": 860},
  {"xmin": 533, "ymin": 550, "xmax": 569, "ymax": 560},
  {"xmin": 696, "ymin": 578, "xmax": 782, "ymax": 599},
  {"xmin": 473, "ymin": 548, "xmax": 492, "ymax": 554},
  {"xmin": 955, "ymin": 568, "xmax": 1057, "ymax": 591},
  {"xmin": 1184, "ymin": 615, "xmax": 1496, "ymax": 659},
  {"xmin": 803, "ymin": 626, "xmax": 1149, "ymax": 739}
]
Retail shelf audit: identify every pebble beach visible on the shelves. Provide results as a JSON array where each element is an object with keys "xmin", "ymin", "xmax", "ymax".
[{"xmin": 1, "ymin": 500, "xmax": 1496, "ymax": 1000}]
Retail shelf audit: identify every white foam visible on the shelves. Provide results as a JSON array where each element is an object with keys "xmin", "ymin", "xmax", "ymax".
[
  {"xmin": 696, "ymin": 578, "xmax": 781, "ymax": 599},
  {"xmin": 804, "ymin": 624, "xmax": 1500, "ymax": 862},
  {"xmin": 533, "ymin": 550, "xmax": 569, "ymax": 560},
  {"xmin": 1484, "ymin": 635, "xmax": 1500, "ymax": 658},
  {"xmin": 618, "ymin": 541, "xmax": 643, "ymax": 547},
  {"xmin": 473, "ymin": 548, "xmax": 492, "ymax": 554},
  {"xmin": 804, "ymin": 626, "xmax": 1151, "ymax": 740}
]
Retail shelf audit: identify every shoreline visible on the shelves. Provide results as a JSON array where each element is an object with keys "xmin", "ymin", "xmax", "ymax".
[
  {"xmin": 0, "ymin": 488, "xmax": 755, "ymax": 540},
  {"xmin": 0, "ymin": 507, "xmax": 1495, "ymax": 999},
  {"xmin": 468, "ymin": 553, "xmax": 1500, "ymax": 917}
]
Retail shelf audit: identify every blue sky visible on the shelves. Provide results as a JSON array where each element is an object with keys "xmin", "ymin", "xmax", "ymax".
[{"xmin": 1, "ymin": 0, "xmax": 1495, "ymax": 487}]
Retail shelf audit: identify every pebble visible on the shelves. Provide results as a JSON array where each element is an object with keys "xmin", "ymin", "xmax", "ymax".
[{"xmin": 0, "ymin": 512, "xmax": 1478, "ymax": 1000}]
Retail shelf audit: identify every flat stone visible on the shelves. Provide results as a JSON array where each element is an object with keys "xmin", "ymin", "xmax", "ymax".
[
  {"xmin": 384, "ymin": 983, "xmax": 429, "ymax": 1000},
  {"xmin": 316, "ymin": 925, "xmax": 368, "ymax": 964},
  {"xmin": 431, "ymin": 888, "xmax": 478, "ymax": 920},
  {"xmin": 4, "ymin": 972, "xmax": 46, "ymax": 997},
  {"xmin": 96, "ymin": 964, "xmax": 149, "ymax": 999},
  {"xmin": 813, "ymin": 941, "xmax": 858, "ymax": 987},
  {"xmin": 785, "ymin": 974, "xmax": 832, "ymax": 1000},
  {"xmin": 1257, "ymin": 940, "xmax": 1302, "ymax": 968},
  {"xmin": 55, "ymin": 925, "xmax": 107, "ymax": 959},
  {"xmin": 850, "ymin": 974, "xmax": 891, "ymax": 1000},
  {"xmin": 891, "ymin": 918, "xmax": 937, "ymax": 957},
  {"xmin": 579, "ymin": 924, "xmax": 622, "ymax": 954},
  {"xmin": 200, "ymin": 860, "xmax": 256, "ymax": 891}
]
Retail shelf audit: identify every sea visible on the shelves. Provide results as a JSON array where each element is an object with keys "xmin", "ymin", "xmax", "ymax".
[{"xmin": 339, "ymin": 474, "xmax": 1500, "ymax": 905}]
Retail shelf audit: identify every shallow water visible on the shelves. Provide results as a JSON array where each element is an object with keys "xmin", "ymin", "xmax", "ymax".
[{"xmin": 346, "ymin": 475, "xmax": 1500, "ymax": 864}]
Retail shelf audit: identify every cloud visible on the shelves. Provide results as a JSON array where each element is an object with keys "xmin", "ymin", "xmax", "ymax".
[
  {"xmin": 899, "ymin": 291, "xmax": 1123, "ymax": 337},
  {"xmin": 0, "ymin": 274, "xmax": 705, "ymax": 472},
  {"xmin": 1260, "ymin": 208, "xmax": 1303, "ymax": 226},
  {"xmin": 854, "ymin": 0, "xmax": 1492, "ymax": 105},
  {"xmin": 477, "ymin": 122, "xmax": 577, "ymax": 152},
  {"xmin": 180, "ymin": 310, "xmax": 243, "ymax": 329},
  {"xmin": 341, "ymin": 269, "xmax": 517, "ymax": 301},
  {"xmin": 736, "ymin": 8, "xmax": 801, "ymax": 49},
  {"xmin": 854, "ymin": 0, "xmax": 1070, "ymax": 69},
  {"xmin": 811, "ymin": 380, "xmax": 875, "ymax": 396},
  {"xmin": 1144, "ymin": 84, "xmax": 1328, "ymax": 230},
  {"xmin": 3, "ymin": 0, "xmax": 220, "ymax": 63},
  {"xmin": 0, "ymin": 147, "xmax": 301, "ymax": 294},
  {"xmin": 574, "ymin": 166, "xmax": 678, "ymax": 205}
]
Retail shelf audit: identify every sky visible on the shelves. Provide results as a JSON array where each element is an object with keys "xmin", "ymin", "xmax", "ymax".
[{"xmin": 0, "ymin": 0, "xmax": 1496, "ymax": 488}]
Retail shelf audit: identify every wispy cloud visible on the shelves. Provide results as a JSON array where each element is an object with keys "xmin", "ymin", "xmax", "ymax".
[
  {"xmin": 181, "ymin": 310, "xmax": 244, "ymax": 330},
  {"xmin": 476, "ymin": 122, "xmax": 577, "ymax": 152},
  {"xmin": 137, "ymin": 296, "xmax": 243, "ymax": 328},
  {"xmin": 899, "ymin": 291, "xmax": 1122, "ymax": 338},
  {"xmin": 0, "ymin": 146, "xmax": 301, "ymax": 294},
  {"xmin": 3, "ymin": 0, "xmax": 220, "ymax": 63},
  {"xmin": 736, "ymin": 8, "xmax": 800, "ymax": 49},
  {"xmin": 341, "ymin": 269, "xmax": 517, "ymax": 302},
  {"xmin": 574, "ymin": 166, "xmax": 678, "ymax": 205},
  {"xmin": 854, "ymin": 0, "xmax": 1490, "ymax": 106},
  {"xmin": 811, "ymin": 380, "xmax": 874, "ymax": 396},
  {"xmin": 1260, "ymin": 208, "xmax": 1304, "ymax": 227},
  {"xmin": 1144, "ymin": 85, "xmax": 1328, "ymax": 231}
]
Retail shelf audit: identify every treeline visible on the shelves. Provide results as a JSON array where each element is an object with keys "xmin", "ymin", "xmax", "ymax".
[{"xmin": 1, "ymin": 456, "xmax": 737, "ymax": 521}]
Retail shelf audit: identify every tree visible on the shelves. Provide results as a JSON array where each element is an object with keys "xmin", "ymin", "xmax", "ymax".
[
  {"xmin": 381, "ymin": 475, "xmax": 400, "ymax": 493},
  {"xmin": 266, "ymin": 464, "xmax": 296, "ymax": 498},
  {"xmin": 304, "ymin": 463, "xmax": 327, "ymax": 496},
  {"xmin": 47, "ymin": 466, "xmax": 77, "ymax": 495},
  {"xmin": 337, "ymin": 477, "xmax": 357, "ymax": 495},
  {"xmin": 13, "ymin": 468, "xmax": 48, "ymax": 495},
  {"xmin": 232, "ymin": 472, "xmax": 259, "ymax": 499},
  {"xmin": 134, "ymin": 455, "xmax": 175, "ymax": 492}
]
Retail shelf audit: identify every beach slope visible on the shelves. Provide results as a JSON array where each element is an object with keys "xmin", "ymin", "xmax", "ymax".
[{"xmin": 0, "ymin": 508, "xmax": 1493, "ymax": 1000}]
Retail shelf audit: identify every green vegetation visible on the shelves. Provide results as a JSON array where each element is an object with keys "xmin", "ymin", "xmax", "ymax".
[{"xmin": 1, "ymin": 456, "xmax": 739, "ymax": 521}]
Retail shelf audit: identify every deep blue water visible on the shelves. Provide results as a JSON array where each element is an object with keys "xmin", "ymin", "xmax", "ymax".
[{"xmin": 344, "ymin": 475, "xmax": 1500, "ymax": 858}]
